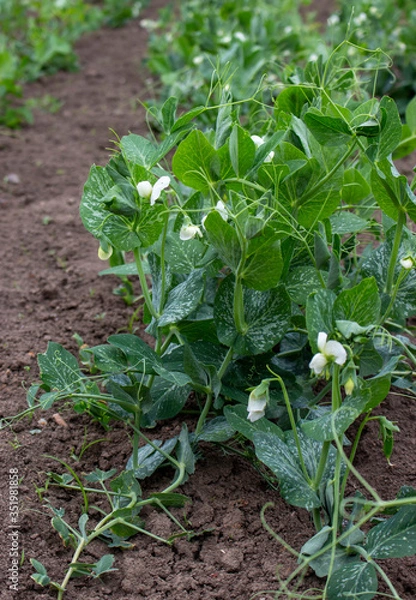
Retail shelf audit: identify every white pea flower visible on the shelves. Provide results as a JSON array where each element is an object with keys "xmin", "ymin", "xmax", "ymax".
[
  {"xmin": 309, "ymin": 332, "xmax": 347, "ymax": 375},
  {"xmin": 327, "ymin": 14, "xmax": 340, "ymax": 26},
  {"xmin": 400, "ymin": 256, "xmax": 414, "ymax": 270},
  {"xmin": 354, "ymin": 12, "xmax": 367, "ymax": 26},
  {"xmin": 193, "ymin": 55, "xmax": 204, "ymax": 65},
  {"xmin": 247, "ymin": 380, "xmax": 270, "ymax": 423},
  {"xmin": 136, "ymin": 176, "xmax": 170, "ymax": 205},
  {"xmin": 284, "ymin": 25, "xmax": 293, "ymax": 34},
  {"xmin": 250, "ymin": 135, "xmax": 275, "ymax": 163},
  {"xmin": 180, "ymin": 220, "xmax": 203, "ymax": 241},
  {"xmin": 234, "ymin": 31, "xmax": 247, "ymax": 42}
]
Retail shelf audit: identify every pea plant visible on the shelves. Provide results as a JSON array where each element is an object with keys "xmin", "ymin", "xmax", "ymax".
[{"xmin": 28, "ymin": 42, "xmax": 416, "ymax": 598}]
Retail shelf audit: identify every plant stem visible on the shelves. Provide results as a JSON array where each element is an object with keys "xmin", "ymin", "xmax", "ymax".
[
  {"xmin": 274, "ymin": 373, "xmax": 311, "ymax": 484},
  {"xmin": 385, "ymin": 210, "xmax": 406, "ymax": 295},
  {"xmin": 312, "ymin": 365, "xmax": 341, "ymax": 495},
  {"xmin": 133, "ymin": 247, "xmax": 159, "ymax": 320},
  {"xmin": 233, "ymin": 276, "xmax": 247, "ymax": 334},
  {"xmin": 194, "ymin": 392, "xmax": 213, "ymax": 437},
  {"xmin": 217, "ymin": 345, "xmax": 234, "ymax": 380}
]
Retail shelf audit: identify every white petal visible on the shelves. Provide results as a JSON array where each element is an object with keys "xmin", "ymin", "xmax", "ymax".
[
  {"xmin": 137, "ymin": 180, "xmax": 153, "ymax": 199},
  {"xmin": 179, "ymin": 224, "xmax": 202, "ymax": 241},
  {"xmin": 150, "ymin": 175, "xmax": 170, "ymax": 204},
  {"xmin": 400, "ymin": 257, "xmax": 413, "ymax": 270},
  {"xmin": 325, "ymin": 340, "xmax": 347, "ymax": 365},
  {"xmin": 317, "ymin": 332, "xmax": 328, "ymax": 352},
  {"xmin": 247, "ymin": 397, "xmax": 267, "ymax": 413},
  {"xmin": 247, "ymin": 410, "xmax": 265, "ymax": 423},
  {"xmin": 264, "ymin": 150, "xmax": 275, "ymax": 163},
  {"xmin": 215, "ymin": 200, "xmax": 228, "ymax": 221},
  {"xmin": 309, "ymin": 353, "xmax": 327, "ymax": 375},
  {"xmin": 250, "ymin": 135, "xmax": 264, "ymax": 148}
]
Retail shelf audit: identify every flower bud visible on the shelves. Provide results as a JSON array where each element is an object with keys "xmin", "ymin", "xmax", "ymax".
[
  {"xmin": 247, "ymin": 380, "xmax": 270, "ymax": 423},
  {"xmin": 344, "ymin": 377, "xmax": 355, "ymax": 396},
  {"xmin": 98, "ymin": 244, "xmax": 113, "ymax": 261},
  {"xmin": 137, "ymin": 180, "xmax": 153, "ymax": 199},
  {"xmin": 400, "ymin": 256, "xmax": 414, "ymax": 270}
]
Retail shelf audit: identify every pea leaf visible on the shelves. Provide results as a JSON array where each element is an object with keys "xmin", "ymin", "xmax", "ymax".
[
  {"xmin": 214, "ymin": 275, "xmax": 291, "ymax": 355},
  {"xmin": 172, "ymin": 130, "xmax": 220, "ymax": 191},
  {"xmin": 38, "ymin": 343, "xmax": 83, "ymax": 391},
  {"xmin": 158, "ymin": 269, "xmax": 205, "ymax": 326},
  {"xmin": 366, "ymin": 505, "xmax": 416, "ymax": 559},
  {"xmin": 333, "ymin": 277, "xmax": 380, "ymax": 327},
  {"xmin": 253, "ymin": 431, "xmax": 321, "ymax": 510},
  {"xmin": 326, "ymin": 560, "xmax": 378, "ymax": 600}
]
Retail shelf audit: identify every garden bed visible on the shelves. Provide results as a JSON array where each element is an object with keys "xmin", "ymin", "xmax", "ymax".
[{"xmin": 1, "ymin": 1, "xmax": 416, "ymax": 599}]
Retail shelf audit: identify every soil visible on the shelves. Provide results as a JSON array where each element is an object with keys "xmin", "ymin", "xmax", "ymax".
[{"xmin": 1, "ymin": 1, "xmax": 416, "ymax": 599}]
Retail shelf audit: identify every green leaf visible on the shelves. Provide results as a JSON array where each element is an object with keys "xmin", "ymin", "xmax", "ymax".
[
  {"xmin": 30, "ymin": 559, "xmax": 51, "ymax": 587},
  {"xmin": 38, "ymin": 342, "xmax": 83, "ymax": 391},
  {"xmin": 149, "ymin": 492, "xmax": 189, "ymax": 507},
  {"xmin": 371, "ymin": 157, "xmax": 416, "ymax": 222},
  {"xmin": 366, "ymin": 505, "xmax": 416, "ymax": 558},
  {"xmin": 78, "ymin": 514, "xmax": 89, "ymax": 540},
  {"xmin": 87, "ymin": 344, "xmax": 128, "ymax": 373},
  {"xmin": 126, "ymin": 438, "xmax": 177, "ymax": 479},
  {"xmin": 253, "ymin": 431, "xmax": 320, "ymax": 510},
  {"xmin": 341, "ymin": 167, "xmax": 371, "ymax": 206},
  {"xmin": 214, "ymin": 275, "xmax": 291, "ymax": 355},
  {"xmin": 172, "ymin": 130, "xmax": 220, "ymax": 192},
  {"xmin": 80, "ymin": 165, "xmax": 113, "ymax": 238},
  {"xmin": 52, "ymin": 516, "xmax": 74, "ymax": 546},
  {"xmin": 177, "ymin": 424, "xmax": 195, "ymax": 475},
  {"xmin": 224, "ymin": 405, "xmax": 284, "ymax": 442},
  {"xmin": 330, "ymin": 211, "xmax": 368, "ymax": 234},
  {"xmin": 197, "ymin": 416, "xmax": 236, "ymax": 442},
  {"xmin": 302, "ymin": 393, "xmax": 369, "ymax": 442},
  {"xmin": 229, "ymin": 124, "xmax": 255, "ymax": 176},
  {"xmin": 135, "ymin": 202, "xmax": 166, "ymax": 248},
  {"xmin": 158, "ymin": 269, "xmax": 205, "ymax": 326},
  {"xmin": 304, "ymin": 108, "xmax": 352, "ymax": 146},
  {"xmin": 171, "ymin": 105, "xmax": 205, "ymax": 132},
  {"xmin": 242, "ymin": 231, "xmax": 283, "ymax": 291},
  {"xmin": 333, "ymin": 278, "xmax": 380, "ymax": 327},
  {"xmin": 147, "ymin": 378, "xmax": 191, "ymax": 421},
  {"xmin": 362, "ymin": 226, "xmax": 416, "ymax": 321},
  {"xmin": 286, "ymin": 266, "xmax": 323, "ymax": 305},
  {"xmin": 164, "ymin": 235, "xmax": 208, "ymax": 274},
  {"xmin": 376, "ymin": 96, "xmax": 402, "ymax": 160},
  {"xmin": 91, "ymin": 555, "xmax": 117, "ymax": 578},
  {"xmin": 102, "ymin": 214, "xmax": 140, "ymax": 251},
  {"xmin": 326, "ymin": 560, "xmax": 378, "ymax": 600},
  {"xmin": 108, "ymin": 334, "xmax": 161, "ymax": 373},
  {"xmin": 84, "ymin": 468, "xmax": 118, "ymax": 483},
  {"xmin": 306, "ymin": 289, "xmax": 336, "ymax": 352},
  {"xmin": 203, "ymin": 210, "xmax": 242, "ymax": 271},
  {"xmin": 120, "ymin": 134, "xmax": 158, "ymax": 169}
]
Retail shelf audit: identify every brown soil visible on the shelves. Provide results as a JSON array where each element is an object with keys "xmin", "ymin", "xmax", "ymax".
[{"xmin": 0, "ymin": 2, "xmax": 416, "ymax": 599}]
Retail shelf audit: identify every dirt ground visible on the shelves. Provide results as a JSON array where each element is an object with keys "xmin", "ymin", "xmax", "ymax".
[{"xmin": 1, "ymin": 1, "xmax": 416, "ymax": 599}]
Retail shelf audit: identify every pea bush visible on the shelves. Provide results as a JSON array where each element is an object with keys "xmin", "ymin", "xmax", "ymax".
[{"xmin": 23, "ymin": 33, "xmax": 416, "ymax": 598}]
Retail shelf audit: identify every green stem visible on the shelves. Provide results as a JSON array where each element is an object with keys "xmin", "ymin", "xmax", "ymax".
[
  {"xmin": 132, "ymin": 408, "xmax": 141, "ymax": 472},
  {"xmin": 158, "ymin": 214, "xmax": 169, "ymax": 315},
  {"xmin": 217, "ymin": 346, "xmax": 234, "ymax": 380},
  {"xmin": 57, "ymin": 539, "xmax": 87, "ymax": 600},
  {"xmin": 133, "ymin": 247, "xmax": 158, "ymax": 320},
  {"xmin": 194, "ymin": 392, "xmax": 213, "ymax": 437},
  {"xmin": 312, "ymin": 365, "xmax": 341, "ymax": 494},
  {"xmin": 339, "ymin": 413, "xmax": 370, "ymax": 501},
  {"xmin": 300, "ymin": 142, "xmax": 356, "ymax": 204},
  {"xmin": 385, "ymin": 210, "xmax": 406, "ymax": 295},
  {"xmin": 273, "ymin": 373, "xmax": 311, "ymax": 484},
  {"xmin": 233, "ymin": 276, "xmax": 247, "ymax": 334}
]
